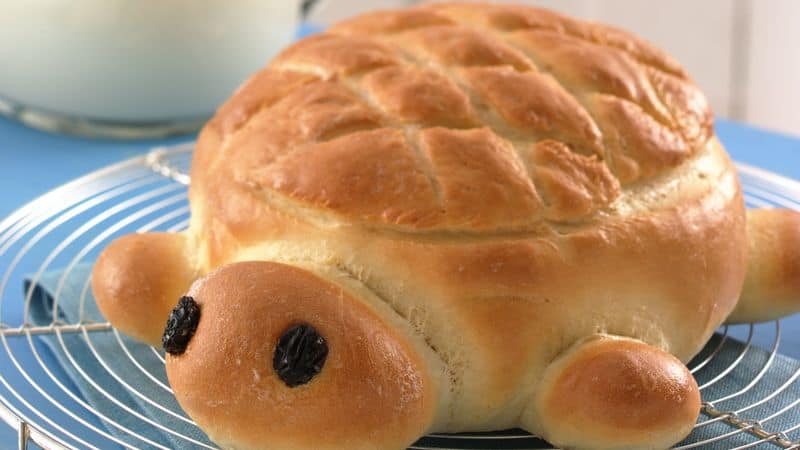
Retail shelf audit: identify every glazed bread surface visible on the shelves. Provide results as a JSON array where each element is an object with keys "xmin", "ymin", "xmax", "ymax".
[
  {"xmin": 89, "ymin": 3, "xmax": 772, "ymax": 450},
  {"xmin": 182, "ymin": 2, "xmax": 744, "ymax": 445}
]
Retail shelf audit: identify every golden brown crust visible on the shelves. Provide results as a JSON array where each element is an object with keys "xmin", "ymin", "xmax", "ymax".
[
  {"xmin": 423, "ymin": 2, "xmax": 687, "ymax": 78},
  {"xmin": 464, "ymin": 66, "xmax": 604, "ymax": 154},
  {"xmin": 529, "ymin": 335, "xmax": 700, "ymax": 450},
  {"xmin": 398, "ymin": 24, "xmax": 535, "ymax": 71},
  {"xmin": 647, "ymin": 68, "xmax": 714, "ymax": 148},
  {"xmin": 362, "ymin": 66, "xmax": 479, "ymax": 128},
  {"xmin": 418, "ymin": 127, "xmax": 542, "ymax": 229},
  {"xmin": 193, "ymin": 1, "xmax": 714, "ymax": 233},
  {"xmin": 507, "ymin": 29, "xmax": 672, "ymax": 126},
  {"xmin": 262, "ymin": 128, "xmax": 441, "ymax": 227},
  {"xmin": 530, "ymin": 140, "xmax": 620, "ymax": 221},
  {"xmin": 209, "ymin": 70, "xmax": 318, "ymax": 136},
  {"xmin": 91, "ymin": 232, "xmax": 196, "ymax": 345},
  {"xmin": 590, "ymin": 93, "xmax": 690, "ymax": 180},
  {"xmin": 728, "ymin": 209, "xmax": 800, "ymax": 323},
  {"xmin": 270, "ymin": 33, "xmax": 402, "ymax": 77},
  {"xmin": 166, "ymin": 262, "xmax": 439, "ymax": 450}
]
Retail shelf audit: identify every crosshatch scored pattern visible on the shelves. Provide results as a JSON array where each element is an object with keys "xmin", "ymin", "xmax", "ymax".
[
  {"xmin": 199, "ymin": 2, "xmax": 713, "ymax": 237},
  {"xmin": 0, "ymin": 144, "xmax": 797, "ymax": 449}
]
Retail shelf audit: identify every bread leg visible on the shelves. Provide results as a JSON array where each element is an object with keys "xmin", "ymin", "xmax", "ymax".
[
  {"xmin": 91, "ymin": 232, "xmax": 197, "ymax": 345},
  {"xmin": 165, "ymin": 261, "xmax": 443, "ymax": 450},
  {"xmin": 523, "ymin": 334, "xmax": 700, "ymax": 450},
  {"xmin": 727, "ymin": 208, "xmax": 800, "ymax": 323}
]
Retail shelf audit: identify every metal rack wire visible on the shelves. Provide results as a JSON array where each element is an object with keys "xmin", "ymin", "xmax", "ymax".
[{"xmin": 0, "ymin": 143, "xmax": 798, "ymax": 449}]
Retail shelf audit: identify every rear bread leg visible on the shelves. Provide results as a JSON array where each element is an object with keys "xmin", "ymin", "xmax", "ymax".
[
  {"xmin": 91, "ymin": 232, "xmax": 197, "ymax": 345},
  {"xmin": 522, "ymin": 334, "xmax": 700, "ymax": 450},
  {"xmin": 728, "ymin": 209, "xmax": 800, "ymax": 323}
]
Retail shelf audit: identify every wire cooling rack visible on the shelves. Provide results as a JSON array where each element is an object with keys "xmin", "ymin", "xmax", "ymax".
[{"xmin": 0, "ymin": 143, "xmax": 798, "ymax": 450}]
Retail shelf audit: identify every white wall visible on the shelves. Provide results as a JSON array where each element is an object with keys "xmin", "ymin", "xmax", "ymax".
[{"xmin": 745, "ymin": 0, "xmax": 800, "ymax": 135}]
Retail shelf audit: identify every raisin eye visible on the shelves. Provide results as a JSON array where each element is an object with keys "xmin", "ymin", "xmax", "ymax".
[
  {"xmin": 273, "ymin": 323, "xmax": 329, "ymax": 387},
  {"xmin": 163, "ymin": 296, "xmax": 201, "ymax": 355}
]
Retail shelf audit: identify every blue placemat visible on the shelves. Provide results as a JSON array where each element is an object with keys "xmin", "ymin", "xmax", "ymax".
[
  {"xmin": 25, "ymin": 264, "xmax": 800, "ymax": 449},
  {"xmin": 687, "ymin": 334, "xmax": 800, "ymax": 447},
  {"xmin": 25, "ymin": 265, "xmax": 211, "ymax": 450}
]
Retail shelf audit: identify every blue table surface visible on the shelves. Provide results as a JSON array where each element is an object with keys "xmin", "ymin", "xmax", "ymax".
[{"xmin": 1, "ymin": 115, "xmax": 800, "ymax": 446}]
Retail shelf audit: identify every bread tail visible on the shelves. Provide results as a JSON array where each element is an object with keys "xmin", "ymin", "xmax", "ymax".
[{"xmin": 727, "ymin": 208, "xmax": 800, "ymax": 323}]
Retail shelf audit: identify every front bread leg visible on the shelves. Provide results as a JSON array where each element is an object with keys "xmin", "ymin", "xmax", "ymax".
[
  {"xmin": 165, "ymin": 261, "xmax": 443, "ymax": 450},
  {"xmin": 91, "ymin": 232, "xmax": 197, "ymax": 345},
  {"xmin": 728, "ymin": 208, "xmax": 800, "ymax": 323},
  {"xmin": 523, "ymin": 335, "xmax": 700, "ymax": 450}
]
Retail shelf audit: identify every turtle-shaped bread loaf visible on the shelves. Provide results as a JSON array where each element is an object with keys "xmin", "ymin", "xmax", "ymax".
[{"xmin": 91, "ymin": 3, "xmax": 800, "ymax": 449}]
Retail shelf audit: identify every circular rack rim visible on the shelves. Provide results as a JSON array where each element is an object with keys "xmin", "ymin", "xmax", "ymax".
[{"xmin": 0, "ymin": 143, "xmax": 798, "ymax": 450}]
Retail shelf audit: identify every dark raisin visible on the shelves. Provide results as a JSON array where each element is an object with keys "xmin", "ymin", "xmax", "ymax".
[
  {"xmin": 162, "ymin": 296, "xmax": 201, "ymax": 355},
  {"xmin": 273, "ymin": 323, "xmax": 329, "ymax": 387}
]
